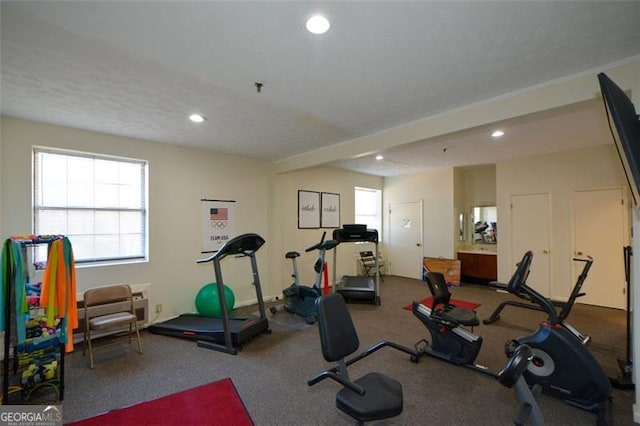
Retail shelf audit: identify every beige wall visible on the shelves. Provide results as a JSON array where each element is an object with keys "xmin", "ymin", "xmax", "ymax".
[
  {"xmin": 496, "ymin": 144, "xmax": 629, "ymax": 300},
  {"xmin": 0, "ymin": 120, "xmax": 632, "ymax": 322},
  {"xmin": 0, "ymin": 117, "xmax": 383, "ymax": 320},
  {"xmin": 379, "ymin": 144, "xmax": 628, "ymax": 303},
  {"xmin": 462, "ymin": 165, "xmax": 497, "ymax": 208},
  {"xmin": 273, "ymin": 167, "xmax": 382, "ymax": 287},
  {"xmin": 453, "ymin": 168, "xmax": 466, "ymax": 250},
  {"xmin": 0, "ymin": 117, "xmax": 276, "ymax": 319},
  {"xmin": 383, "ymin": 167, "xmax": 455, "ymax": 259}
]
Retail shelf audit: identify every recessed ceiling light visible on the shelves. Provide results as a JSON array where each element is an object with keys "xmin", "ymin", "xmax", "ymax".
[
  {"xmin": 492, "ymin": 130, "xmax": 504, "ymax": 138},
  {"xmin": 189, "ymin": 113, "xmax": 205, "ymax": 123},
  {"xmin": 375, "ymin": 155, "xmax": 384, "ymax": 161},
  {"xmin": 306, "ymin": 15, "xmax": 330, "ymax": 34}
]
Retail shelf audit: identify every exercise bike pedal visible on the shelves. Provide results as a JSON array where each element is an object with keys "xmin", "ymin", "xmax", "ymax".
[
  {"xmin": 504, "ymin": 339, "xmax": 519, "ymax": 358},
  {"xmin": 414, "ymin": 339, "xmax": 429, "ymax": 356}
]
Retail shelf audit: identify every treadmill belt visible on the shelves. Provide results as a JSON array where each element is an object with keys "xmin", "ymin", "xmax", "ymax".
[
  {"xmin": 337, "ymin": 276, "xmax": 378, "ymax": 303},
  {"xmin": 341, "ymin": 276, "xmax": 374, "ymax": 289},
  {"xmin": 148, "ymin": 313, "xmax": 268, "ymax": 346}
]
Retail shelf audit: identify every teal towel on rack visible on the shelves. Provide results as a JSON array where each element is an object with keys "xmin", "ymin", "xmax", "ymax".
[
  {"xmin": 0, "ymin": 238, "xmax": 10, "ymax": 331},
  {"xmin": 12, "ymin": 241, "xmax": 28, "ymax": 343},
  {"xmin": 0, "ymin": 239, "xmax": 29, "ymax": 343}
]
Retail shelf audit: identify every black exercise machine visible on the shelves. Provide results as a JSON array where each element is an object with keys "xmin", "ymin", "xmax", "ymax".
[
  {"xmin": 148, "ymin": 233, "xmax": 270, "ymax": 355},
  {"xmin": 331, "ymin": 225, "xmax": 381, "ymax": 304},
  {"xmin": 413, "ymin": 251, "xmax": 611, "ymax": 424},
  {"xmin": 414, "ymin": 272, "xmax": 494, "ymax": 377},
  {"xmin": 504, "ymin": 251, "xmax": 611, "ymax": 423},
  {"xmin": 498, "ymin": 344, "xmax": 544, "ymax": 426},
  {"xmin": 271, "ymin": 231, "xmax": 339, "ymax": 323},
  {"xmin": 310, "ymin": 292, "xmax": 544, "ymax": 425},
  {"xmin": 483, "ymin": 256, "xmax": 593, "ymax": 344},
  {"xmin": 308, "ymin": 293, "xmax": 418, "ymax": 423}
]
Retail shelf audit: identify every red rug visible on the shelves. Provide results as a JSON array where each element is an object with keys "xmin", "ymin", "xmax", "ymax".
[
  {"xmin": 403, "ymin": 296, "xmax": 481, "ymax": 311},
  {"xmin": 67, "ymin": 378, "xmax": 253, "ymax": 426}
]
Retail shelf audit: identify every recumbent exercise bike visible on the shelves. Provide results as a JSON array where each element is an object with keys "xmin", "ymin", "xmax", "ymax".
[
  {"xmin": 309, "ymin": 293, "xmax": 544, "ymax": 425},
  {"xmin": 483, "ymin": 255, "xmax": 593, "ymax": 345},
  {"xmin": 412, "ymin": 250, "xmax": 611, "ymax": 424}
]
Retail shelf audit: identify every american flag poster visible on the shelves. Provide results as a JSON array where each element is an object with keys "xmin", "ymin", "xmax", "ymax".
[
  {"xmin": 201, "ymin": 199, "xmax": 235, "ymax": 252},
  {"xmin": 210, "ymin": 208, "xmax": 228, "ymax": 220}
]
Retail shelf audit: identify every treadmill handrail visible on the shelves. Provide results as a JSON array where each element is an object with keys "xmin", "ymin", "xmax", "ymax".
[
  {"xmin": 306, "ymin": 239, "xmax": 340, "ymax": 252},
  {"xmin": 197, "ymin": 233, "xmax": 265, "ymax": 263},
  {"xmin": 305, "ymin": 231, "xmax": 327, "ymax": 252}
]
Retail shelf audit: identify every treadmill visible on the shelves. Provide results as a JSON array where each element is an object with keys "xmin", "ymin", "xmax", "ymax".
[
  {"xmin": 148, "ymin": 233, "xmax": 270, "ymax": 355},
  {"xmin": 332, "ymin": 225, "xmax": 380, "ymax": 304}
]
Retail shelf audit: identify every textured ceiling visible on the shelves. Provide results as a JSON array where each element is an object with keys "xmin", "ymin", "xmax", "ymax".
[
  {"xmin": 1, "ymin": 1, "xmax": 640, "ymax": 176},
  {"xmin": 330, "ymin": 98, "xmax": 614, "ymax": 176}
]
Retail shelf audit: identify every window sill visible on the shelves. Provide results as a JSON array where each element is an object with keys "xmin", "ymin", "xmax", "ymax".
[{"xmin": 76, "ymin": 258, "xmax": 149, "ymax": 269}]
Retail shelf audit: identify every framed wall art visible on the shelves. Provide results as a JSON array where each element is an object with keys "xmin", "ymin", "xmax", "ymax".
[
  {"xmin": 321, "ymin": 192, "xmax": 340, "ymax": 228},
  {"xmin": 298, "ymin": 190, "xmax": 320, "ymax": 229}
]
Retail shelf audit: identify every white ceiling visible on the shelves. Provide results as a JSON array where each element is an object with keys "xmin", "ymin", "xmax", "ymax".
[{"xmin": 2, "ymin": 1, "xmax": 640, "ymax": 176}]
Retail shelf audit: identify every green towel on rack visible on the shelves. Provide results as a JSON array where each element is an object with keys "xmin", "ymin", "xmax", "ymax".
[
  {"xmin": 0, "ymin": 238, "xmax": 10, "ymax": 331},
  {"xmin": 0, "ymin": 239, "xmax": 29, "ymax": 343}
]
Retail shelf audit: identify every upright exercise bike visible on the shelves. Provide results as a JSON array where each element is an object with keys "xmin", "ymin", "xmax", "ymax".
[
  {"xmin": 504, "ymin": 251, "xmax": 611, "ymax": 422},
  {"xmin": 483, "ymin": 255, "xmax": 593, "ymax": 345},
  {"xmin": 413, "ymin": 251, "xmax": 611, "ymax": 424},
  {"xmin": 271, "ymin": 232, "xmax": 339, "ymax": 324}
]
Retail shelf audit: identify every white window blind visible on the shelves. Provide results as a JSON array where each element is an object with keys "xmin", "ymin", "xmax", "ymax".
[{"xmin": 33, "ymin": 148, "xmax": 148, "ymax": 264}]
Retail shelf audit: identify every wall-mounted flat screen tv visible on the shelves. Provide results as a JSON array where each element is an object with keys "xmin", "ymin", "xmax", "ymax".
[{"xmin": 598, "ymin": 72, "xmax": 640, "ymax": 207}]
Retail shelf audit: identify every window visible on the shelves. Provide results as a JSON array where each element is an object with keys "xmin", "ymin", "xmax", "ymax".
[
  {"xmin": 354, "ymin": 187, "xmax": 382, "ymax": 235},
  {"xmin": 33, "ymin": 148, "xmax": 148, "ymax": 265}
]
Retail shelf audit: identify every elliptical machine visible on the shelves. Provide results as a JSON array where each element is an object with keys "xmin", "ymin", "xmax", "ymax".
[
  {"xmin": 413, "ymin": 251, "xmax": 611, "ymax": 424},
  {"xmin": 271, "ymin": 232, "xmax": 339, "ymax": 324}
]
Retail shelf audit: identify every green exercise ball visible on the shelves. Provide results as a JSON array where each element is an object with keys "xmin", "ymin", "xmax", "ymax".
[{"xmin": 195, "ymin": 282, "xmax": 235, "ymax": 317}]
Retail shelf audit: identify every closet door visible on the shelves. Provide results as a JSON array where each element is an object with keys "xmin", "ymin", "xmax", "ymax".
[
  {"xmin": 572, "ymin": 188, "xmax": 628, "ymax": 309},
  {"xmin": 510, "ymin": 193, "xmax": 552, "ymax": 297}
]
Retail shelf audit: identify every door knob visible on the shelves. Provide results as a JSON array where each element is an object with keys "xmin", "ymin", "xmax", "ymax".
[
  {"xmin": 542, "ymin": 249, "xmax": 549, "ymax": 254},
  {"xmin": 416, "ymin": 243, "xmax": 422, "ymax": 247},
  {"xmin": 576, "ymin": 251, "xmax": 583, "ymax": 256}
]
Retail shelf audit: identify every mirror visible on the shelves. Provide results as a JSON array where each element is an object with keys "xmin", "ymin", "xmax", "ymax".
[
  {"xmin": 471, "ymin": 206, "xmax": 497, "ymax": 244},
  {"xmin": 459, "ymin": 213, "xmax": 467, "ymax": 241}
]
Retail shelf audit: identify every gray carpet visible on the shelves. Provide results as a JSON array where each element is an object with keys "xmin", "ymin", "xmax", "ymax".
[
  {"xmin": 62, "ymin": 276, "xmax": 635, "ymax": 425},
  {"xmin": 257, "ymin": 304, "xmax": 316, "ymax": 331}
]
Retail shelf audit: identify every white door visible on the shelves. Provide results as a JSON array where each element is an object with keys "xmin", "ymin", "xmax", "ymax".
[
  {"xmin": 388, "ymin": 201, "xmax": 423, "ymax": 279},
  {"xmin": 572, "ymin": 189, "xmax": 628, "ymax": 309},
  {"xmin": 511, "ymin": 193, "xmax": 552, "ymax": 296}
]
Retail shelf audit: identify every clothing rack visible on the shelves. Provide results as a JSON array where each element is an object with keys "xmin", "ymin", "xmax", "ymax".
[{"xmin": 1, "ymin": 235, "xmax": 74, "ymax": 404}]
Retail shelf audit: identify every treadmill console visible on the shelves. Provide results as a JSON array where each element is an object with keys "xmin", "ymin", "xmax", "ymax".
[
  {"xmin": 333, "ymin": 226, "xmax": 378, "ymax": 243},
  {"xmin": 197, "ymin": 233, "xmax": 266, "ymax": 263}
]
